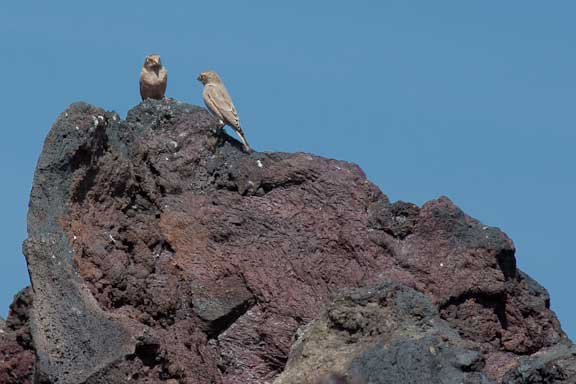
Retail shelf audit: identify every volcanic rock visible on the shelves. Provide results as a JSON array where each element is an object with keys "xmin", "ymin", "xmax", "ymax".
[
  {"xmin": 2, "ymin": 98, "xmax": 573, "ymax": 383},
  {"xmin": 0, "ymin": 288, "xmax": 35, "ymax": 384},
  {"xmin": 274, "ymin": 282, "xmax": 494, "ymax": 383}
]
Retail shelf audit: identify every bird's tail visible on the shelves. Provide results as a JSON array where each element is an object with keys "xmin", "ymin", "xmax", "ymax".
[{"xmin": 235, "ymin": 126, "xmax": 252, "ymax": 153}]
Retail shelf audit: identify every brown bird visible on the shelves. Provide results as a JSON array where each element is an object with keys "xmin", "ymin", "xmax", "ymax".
[
  {"xmin": 140, "ymin": 54, "xmax": 167, "ymax": 100},
  {"xmin": 197, "ymin": 70, "xmax": 251, "ymax": 152}
]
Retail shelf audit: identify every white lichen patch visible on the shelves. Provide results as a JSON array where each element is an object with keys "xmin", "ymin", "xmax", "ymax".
[{"xmin": 71, "ymin": 306, "xmax": 83, "ymax": 316}]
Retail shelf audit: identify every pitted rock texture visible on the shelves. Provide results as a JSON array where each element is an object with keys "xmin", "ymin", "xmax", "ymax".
[
  {"xmin": 502, "ymin": 342, "xmax": 576, "ymax": 383},
  {"xmin": 274, "ymin": 282, "xmax": 494, "ymax": 383},
  {"xmin": 4, "ymin": 98, "xmax": 573, "ymax": 383},
  {"xmin": 0, "ymin": 288, "xmax": 35, "ymax": 384}
]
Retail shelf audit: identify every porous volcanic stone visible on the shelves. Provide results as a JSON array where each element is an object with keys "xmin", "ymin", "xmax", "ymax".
[{"xmin": 4, "ymin": 98, "xmax": 572, "ymax": 383}]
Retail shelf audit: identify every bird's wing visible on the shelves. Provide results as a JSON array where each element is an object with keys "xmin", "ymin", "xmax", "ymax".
[{"xmin": 205, "ymin": 83, "xmax": 240, "ymax": 128}]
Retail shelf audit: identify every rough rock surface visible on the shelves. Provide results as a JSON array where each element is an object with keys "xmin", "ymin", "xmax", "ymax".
[
  {"xmin": 274, "ymin": 282, "xmax": 494, "ymax": 383},
  {"xmin": 0, "ymin": 288, "xmax": 35, "ymax": 384},
  {"xmin": 2, "ymin": 98, "xmax": 574, "ymax": 383}
]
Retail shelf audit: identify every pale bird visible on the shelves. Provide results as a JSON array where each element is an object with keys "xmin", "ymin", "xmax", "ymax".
[
  {"xmin": 197, "ymin": 70, "xmax": 251, "ymax": 153},
  {"xmin": 140, "ymin": 54, "xmax": 167, "ymax": 100}
]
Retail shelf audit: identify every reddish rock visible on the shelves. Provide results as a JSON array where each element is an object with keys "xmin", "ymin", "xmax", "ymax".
[
  {"xmin": 6, "ymin": 99, "xmax": 573, "ymax": 383},
  {"xmin": 0, "ymin": 288, "xmax": 35, "ymax": 384}
]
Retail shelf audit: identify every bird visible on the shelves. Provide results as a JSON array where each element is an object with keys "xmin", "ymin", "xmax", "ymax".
[
  {"xmin": 197, "ymin": 70, "xmax": 251, "ymax": 153},
  {"xmin": 139, "ymin": 54, "xmax": 167, "ymax": 100}
]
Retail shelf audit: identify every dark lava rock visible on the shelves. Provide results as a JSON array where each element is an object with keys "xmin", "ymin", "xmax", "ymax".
[
  {"xmin": 275, "ymin": 282, "xmax": 493, "ymax": 383},
  {"xmin": 367, "ymin": 199, "xmax": 420, "ymax": 239},
  {"xmin": 3, "ymin": 98, "xmax": 573, "ymax": 383},
  {"xmin": 351, "ymin": 336, "xmax": 493, "ymax": 384},
  {"xmin": 502, "ymin": 342, "xmax": 576, "ymax": 383}
]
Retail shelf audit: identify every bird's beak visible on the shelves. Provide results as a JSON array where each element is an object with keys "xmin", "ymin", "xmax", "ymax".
[{"xmin": 196, "ymin": 75, "xmax": 201, "ymax": 82}]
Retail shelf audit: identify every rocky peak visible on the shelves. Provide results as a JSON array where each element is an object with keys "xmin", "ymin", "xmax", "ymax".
[{"xmin": 0, "ymin": 99, "xmax": 574, "ymax": 383}]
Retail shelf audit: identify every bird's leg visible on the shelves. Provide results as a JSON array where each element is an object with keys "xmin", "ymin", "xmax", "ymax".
[
  {"xmin": 242, "ymin": 143, "xmax": 252, "ymax": 153},
  {"xmin": 234, "ymin": 128, "xmax": 252, "ymax": 153}
]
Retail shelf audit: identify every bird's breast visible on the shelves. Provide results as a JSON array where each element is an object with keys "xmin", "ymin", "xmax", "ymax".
[{"xmin": 141, "ymin": 70, "xmax": 166, "ymax": 85}]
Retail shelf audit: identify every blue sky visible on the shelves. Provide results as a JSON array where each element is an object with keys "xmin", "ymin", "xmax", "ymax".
[{"xmin": 0, "ymin": 2, "xmax": 574, "ymax": 338}]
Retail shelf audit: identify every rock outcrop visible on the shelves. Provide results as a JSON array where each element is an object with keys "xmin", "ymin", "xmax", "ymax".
[
  {"xmin": 0, "ymin": 288, "xmax": 35, "ymax": 384},
  {"xmin": 1, "ymin": 99, "xmax": 573, "ymax": 383}
]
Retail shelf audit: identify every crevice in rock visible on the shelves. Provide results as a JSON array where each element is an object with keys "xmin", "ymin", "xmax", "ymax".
[
  {"xmin": 144, "ymin": 158, "xmax": 172, "ymax": 197},
  {"xmin": 440, "ymin": 292, "xmax": 508, "ymax": 330},
  {"xmin": 146, "ymin": 160, "xmax": 161, "ymax": 177},
  {"xmin": 119, "ymin": 238, "xmax": 136, "ymax": 253},
  {"xmin": 238, "ymin": 272, "xmax": 261, "ymax": 305},
  {"xmin": 67, "ymin": 122, "xmax": 111, "ymax": 204},
  {"xmin": 70, "ymin": 167, "xmax": 99, "ymax": 203},
  {"xmin": 67, "ymin": 145, "xmax": 93, "ymax": 172},
  {"xmin": 127, "ymin": 342, "xmax": 162, "ymax": 368},
  {"xmin": 120, "ymin": 188, "xmax": 160, "ymax": 215},
  {"xmin": 496, "ymin": 249, "xmax": 517, "ymax": 280},
  {"xmin": 260, "ymin": 178, "xmax": 309, "ymax": 195},
  {"xmin": 148, "ymin": 239, "xmax": 175, "ymax": 256}
]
